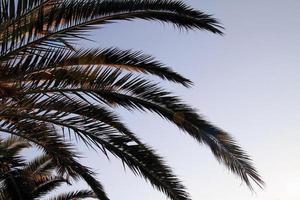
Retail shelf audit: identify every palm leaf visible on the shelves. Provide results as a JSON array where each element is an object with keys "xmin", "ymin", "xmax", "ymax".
[
  {"xmin": 6, "ymin": 66, "xmax": 264, "ymax": 188},
  {"xmin": 0, "ymin": 119, "xmax": 110, "ymax": 200},
  {"xmin": 47, "ymin": 190, "xmax": 96, "ymax": 200},
  {"xmin": 32, "ymin": 176, "xmax": 68, "ymax": 199},
  {"xmin": 0, "ymin": 0, "xmax": 222, "ymax": 59},
  {"xmin": 13, "ymin": 48, "xmax": 193, "ymax": 86},
  {"xmin": 0, "ymin": 136, "xmax": 99, "ymax": 200},
  {"xmin": 0, "ymin": 108, "xmax": 191, "ymax": 199}
]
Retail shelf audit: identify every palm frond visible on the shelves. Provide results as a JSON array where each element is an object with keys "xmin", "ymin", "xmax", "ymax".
[
  {"xmin": 19, "ymin": 94, "xmax": 143, "ymax": 146},
  {"xmin": 4, "ymin": 65, "xmax": 264, "ymax": 188},
  {"xmin": 0, "ymin": 135, "xmax": 98, "ymax": 200},
  {"xmin": 0, "ymin": 136, "xmax": 30, "ymax": 174},
  {"xmin": 32, "ymin": 176, "xmax": 68, "ymax": 199},
  {"xmin": 13, "ymin": 48, "xmax": 193, "ymax": 86},
  {"xmin": 0, "ymin": 135, "xmax": 30, "ymax": 156},
  {"xmin": 0, "ymin": 0, "xmax": 222, "ymax": 59},
  {"xmin": 47, "ymin": 190, "xmax": 96, "ymax": 200},
  {"xmin": 22, "ymin": 154, "xmax": 55, "ymax": 182},
  {"xmin": 0, "ymin": 107, "xmax": 191, "ymax": 200},
  {"xmin": 0, "ymin": 119, "xmax": 110, "ymax": 200}
]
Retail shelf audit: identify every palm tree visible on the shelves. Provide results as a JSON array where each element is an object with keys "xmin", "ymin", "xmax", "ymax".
[
  {"xmin": 0, "ymin": 1, "xmax": 263, "ymax": 199},
  {"xmin": 0, "ymin": 136, "xmax": 97, "ymax": 200}
]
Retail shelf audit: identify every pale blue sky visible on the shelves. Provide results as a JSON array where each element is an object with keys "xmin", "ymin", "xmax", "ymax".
[{"xmin": 37, "ymin": 1, "xmax": 300, "ymax": 199}]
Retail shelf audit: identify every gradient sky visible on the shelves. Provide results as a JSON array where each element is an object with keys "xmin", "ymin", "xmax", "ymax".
[{"xmin": 34, "ymin": 1, "xmax": 300, "ymax": 199}]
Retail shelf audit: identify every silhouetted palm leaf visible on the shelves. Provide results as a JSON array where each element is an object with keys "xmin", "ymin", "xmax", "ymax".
[
  {"xmin": 47, "ymin": 190, "xmax": 96, "ymax": 200},
  {"xmin": 0, "ymin": 136, "xmax": 96, "ymax": 200}
]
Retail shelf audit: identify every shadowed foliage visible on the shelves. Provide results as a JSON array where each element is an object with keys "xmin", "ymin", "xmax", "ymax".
[
  {"xmin": 0, "ymin": 0, "xmax": 263, "ymax": 199},
  {"xmin": 0, "ymin": 136, "xmax": 97, "ymax": 200}
]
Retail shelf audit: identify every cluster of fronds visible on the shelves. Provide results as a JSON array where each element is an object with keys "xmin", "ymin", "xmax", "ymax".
[
  {"xmin": 0, "ymin": 136, "xmax": 97, "ymax": 200},
  {"xmin": 0, "ymin": 0, "xmax": 263, "ymax": 199}
]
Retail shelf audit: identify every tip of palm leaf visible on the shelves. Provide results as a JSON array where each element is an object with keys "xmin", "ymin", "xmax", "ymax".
[
  {"xmin": 177, "ymin": 78, "xmax": 193, "ymax": 87},
  {"xmin": 206, "ymin": 23, "xmax": 224, "ymax": 35},
  {"xmin": 247, "ymin": 171, "xmax": 265, "ymax": 191}
]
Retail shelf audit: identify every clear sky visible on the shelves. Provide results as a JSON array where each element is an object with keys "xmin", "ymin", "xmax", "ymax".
[{"xmin": 41, "ymin": 1, "xmax": 300, "ymax": 199}]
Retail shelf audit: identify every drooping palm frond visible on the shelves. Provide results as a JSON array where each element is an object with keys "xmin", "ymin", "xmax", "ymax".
[
  {"xmin": 0, "ymin": 137, "xmax": 97, "ymax": 200},
  {"xmin": 0, "ymin": 0, "xmax": 223, "ymax": 60},
  {"xmin": 4, "ymin": 65, "xmax": 263, "ymax": 189},
  {"xmin": 0, "ymin": 1, "xmax": 263, "ymax": 199},
  {"xmin": 32, "ymin": 176, "xmax": 68, "ymax": 198},
  {"xmin": 0, "ymin": 104, "xmax": 191, "ymax": 200},
  {"xmin": 47, "ymin": 190, "xmax": 97, "ymax": 200},
  {"xmin": 0, "ymin": 120, "xmax": 110, "ymax": 200},
  {"xmin": 28, "ymin": 48, "xmax": 193, "ymax": 86}
]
